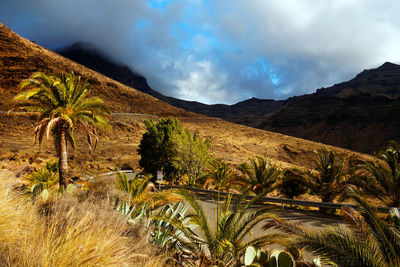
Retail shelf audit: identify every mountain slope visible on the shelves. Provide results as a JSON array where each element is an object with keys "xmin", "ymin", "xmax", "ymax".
[
  {"xmin": 260, "ymin": 63, "xmax": 400, "ymax": 153},
  {"xmin": 0, "ymin": 22, "xmax": 374, "ymax": 174},
  {"xmin": 0, "ymin": 24, "xmax": 193, "ymax": 116},
  {"xmin": 56, "ymin": 43, "xmax": 400, "ymax": 154},
  {"xmin": 57, "ymin": 42, "xmax": 285, "ymax": 126}
]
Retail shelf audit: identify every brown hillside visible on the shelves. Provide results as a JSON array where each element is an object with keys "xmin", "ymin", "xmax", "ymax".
[
  {"xmin": 0, "ymin": 23, "xmax": 194, "ymax": 116},
  {"xmin": 0, "ymin": 23, "xmax": 375, "ymax": 176}
]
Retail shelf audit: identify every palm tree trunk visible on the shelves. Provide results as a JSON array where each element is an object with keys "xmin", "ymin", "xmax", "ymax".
[{"xmin": 59, "ymin": 128, "xmax": 69, "ymax": 189}]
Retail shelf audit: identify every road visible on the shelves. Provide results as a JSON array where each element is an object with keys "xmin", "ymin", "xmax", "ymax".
[{"xmin": 195, "ymin": 194, "xmax": 342, "ymax": 264}]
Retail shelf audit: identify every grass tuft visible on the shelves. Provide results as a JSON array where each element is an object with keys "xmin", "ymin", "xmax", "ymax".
[{"xmin": 0, "ymin": 171, "xmax": 163, "ymax": 266}]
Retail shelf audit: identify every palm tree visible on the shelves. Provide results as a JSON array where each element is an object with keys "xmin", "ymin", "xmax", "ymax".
[
  {"xmin": 237, "ymin": 156, "xmax": 282, "ymax": 195},
  {"xmin": 13, "ymin": 71, "xmax": 109, "ymax": 188},
  {"xmin": 204, "ymin": 159, "xmax": 244, "ymax": 191},
  {"xmin": 349, "ymin": 141, "xmax": 400, "ymax": 207},
  {"xmin": 299, "ymin": 149, "xmax": 346, "ymax": 211},
  {"xmin": 152, "ymin": 189, "xmax": 279, "ymax": 266},
  {"xmin": 265, "ymin": 194, "xmax": 400, "ymax": 267}
]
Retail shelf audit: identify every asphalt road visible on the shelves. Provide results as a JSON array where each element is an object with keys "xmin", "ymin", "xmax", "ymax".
[{"xmin": 196, "ymin": 194, "xmax": 342, "ymax": 265}]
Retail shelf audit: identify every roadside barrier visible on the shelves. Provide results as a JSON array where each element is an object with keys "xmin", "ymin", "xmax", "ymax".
[
  {"xmin": 160, "ymin": 185, "xmax": 392, "ymax": 214},
  {"xmin": 99, "ymin": 171, "xmax": 393, "ymax": 214}
]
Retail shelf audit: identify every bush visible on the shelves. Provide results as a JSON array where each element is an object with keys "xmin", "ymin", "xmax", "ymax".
[
  {"xmin": 278, "ymin": 168, "xmax": 308, "ymax": 199},
  {"xmin": 138, "ymin": 117, "xmax": 211, "ymax": 185},
  {"xmin": 138, "ymin": 117, "xmax": 184, "ymax": 182}
]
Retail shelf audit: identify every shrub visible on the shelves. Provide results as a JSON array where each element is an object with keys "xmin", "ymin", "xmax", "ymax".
[
  {"xmin": 138, "ymin": 117, "xmax": 184, "ymax": 182},
  {"xmin": 138, "ymin": 117, "xmax": 211, "ymax": 185}
]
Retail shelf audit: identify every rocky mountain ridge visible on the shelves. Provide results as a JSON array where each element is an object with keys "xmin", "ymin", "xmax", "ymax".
[{"xmin": 57, "ymin": 42, "xmax": 400, "ymax": 154}]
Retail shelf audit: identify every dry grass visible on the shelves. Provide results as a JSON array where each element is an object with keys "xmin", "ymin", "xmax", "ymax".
[{"xmin": 0, "ymin": 171, "xmax": 164, "ymax": 267}]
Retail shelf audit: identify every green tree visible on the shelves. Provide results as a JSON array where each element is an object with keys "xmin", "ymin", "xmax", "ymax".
[
  {"xmin": 138, "ymin": 117, "xmax": 211, "ymax": 184},
  {"xmin": 267, "ymin": 194, "xmax": 400, "ymax": 267},
  {"xmin": 13, "ymin": 72, "xmax": 109, "ymax": 188},
  {"xmin": 349, "ymin": 141, "xmax": 400, "ymax": 207},
  {"xmin": 237, "ymin": 156, "xmax": 282, "ymax": 195},
  {"xmin": 171, "ymin": 129, "xmax": 210, "ymax": 186},
  {"xmin": 300, "ymin": 149, "xmax": 346, "ymax": 211},
  {"xmin": 138, "ymin": 117, "xmax": 184, "ymax": 182}
]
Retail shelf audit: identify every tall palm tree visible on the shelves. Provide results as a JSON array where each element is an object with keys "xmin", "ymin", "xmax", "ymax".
[
  {"xmin": 13, "ymin": 71, "xmax": 109, "ymax": 188},
  {"xmin": 265, "ymin": 194, "xmax": 400, "ymax": 267},
  {"xmin": 237, "ymin": 156, "xmax": 282, "ymax": 195},
  {"xmin": 349, "ymin": 141, "xmax": 400, "ymax": 207},
  {"xmin": 152, "ymin": 189, "xmax": 279, "ymax": 266},
  {"xmin": 299, "ymin": 149, "xmax": 346, "ymax": 211}
]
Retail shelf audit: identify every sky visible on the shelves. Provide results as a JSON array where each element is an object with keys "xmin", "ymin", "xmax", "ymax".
[{"xmin": 1, "ymin": 0, "xmax": 400, "ymax": 104}]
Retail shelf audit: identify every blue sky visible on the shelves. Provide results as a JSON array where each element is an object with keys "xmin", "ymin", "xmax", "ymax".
[{"xmin": 1, "ymin": 0, "xmax": 400, "ymax": 104}]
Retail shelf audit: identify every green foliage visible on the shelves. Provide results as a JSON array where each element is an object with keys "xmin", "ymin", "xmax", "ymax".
[
  {"xmin": 297, "ymin": 149, "xmax": 346, "ymax": 211},
  {"xmin": 113, "ymin": 172, "xmax": 152, "ymax": 223},
  {"xmin": 45, "ymin": 161, "xmax": 59, "ymax": 173},
  {"xmin": 115, "ymin": 171, "xmax": 151, "ymax": 199},
  {"xmin": 115, "ymin": 201, "xmax": 148, "ymax": 225},
  {"xmin": 13, "ymin": 71, "xmax": 109, "ymax": 188},
  {"xmin": 138, "ymin": 117, "xmax": 211, "ymax": 184},
  {"xmin": 153, "ymin": 189, "xmax": 279, "ymax": 266},
  {"xmin": 268, "ymin": 193, "xmax": 400, "ymax": 267},
  {"xmin": 349, "ymin": 140, "xmax": 400, "ymax": 207},
  {"xmin": 171, "ymin": 129, "xmax": 210, "ymax": 186},
  {"xmin": 25, "ymin": 163, "xmax": 59, "ymax": 197},
  {"xmin": 138, "ymin": 117, "xmax": 184, "ymax": 182},
  {"xmin": 238, "ymin": 156, "xmax": 282, "ymax": 195},
  {"xmin": 278, "ymin": 168, "xmax": 307, "ymax": 199},
  {"xmin": 149, "ymin": 201, "xmax": 195, "ymax": 252},
  {"xmin": 204, "ymin": 159, "xmax": 241, "ymax": 191}
]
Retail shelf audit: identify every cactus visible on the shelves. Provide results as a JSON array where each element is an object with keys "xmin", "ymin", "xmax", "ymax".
[
  {"xmin": 245, "ymin": 246, "xmax": 258, "ymax": 265},
  {"xmin": 269, "ymin": 250, "xmax": 295, "ymax": 267},
  {"xmin": 277, "ymin": 251, "xmax": 295, "ymax": 267},
  {"xmin": 244, "ymin": 247, "xmax": 295, "ymax": 267}
]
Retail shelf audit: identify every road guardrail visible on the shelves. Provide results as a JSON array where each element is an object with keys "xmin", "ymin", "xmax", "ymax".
[{"xmin": 160, "ymin": 185, "xmax": 393, "ymax": 214}]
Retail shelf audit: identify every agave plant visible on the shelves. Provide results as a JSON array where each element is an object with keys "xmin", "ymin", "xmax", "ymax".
[
  {"xmin": 149, "ymin": 201, "xmax": 196, "ymax": 253},
  {"xmin": 265, "ymin": 193, "xmax": 400, "ymax": 267},
  {"xmin": 237, "ymin": 156, "xmax": 282, "ymax": 195},
  {"xmin": 114, "ymin": 172, "xmax": 178, "ymax": 223},
  {"xmin": 349, "ymin": 140, "xmax": 400, "ymax": 207},
  {"xmin": 152, "ymin": 189, "xmax": 279, "ymax": 266}
]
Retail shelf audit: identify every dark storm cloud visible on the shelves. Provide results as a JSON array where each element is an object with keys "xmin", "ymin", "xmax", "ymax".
[{"xmin": 1, "ymin": 0, "xmax": 400, "ymax": 104}]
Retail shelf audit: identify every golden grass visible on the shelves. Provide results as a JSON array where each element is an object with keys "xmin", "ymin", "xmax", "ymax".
[{"xmin": 0, "ymin": 171, "xmax": 164, "ymax": 267}]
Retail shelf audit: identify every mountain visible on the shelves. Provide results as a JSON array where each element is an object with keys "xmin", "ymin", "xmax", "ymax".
[
  {"xmin": 57, "ymin": 43, "xmax": 285, "ymax": 126},
  {"xmin": 56, "ymin": 42, "xmax": 400, "ymax": 154},
  {"xmin": 2, "ymin": 22, "xmax": 369, "ymax": 174},
  {"xmin": 260, "ymin": 62, "xmax": 400, "ymax": 153}
]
